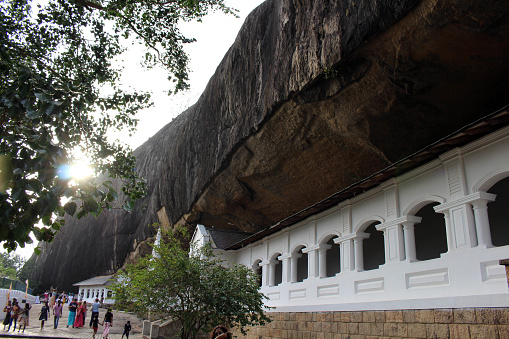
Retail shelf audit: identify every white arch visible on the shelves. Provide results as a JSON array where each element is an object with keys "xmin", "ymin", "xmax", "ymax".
[
  {"xmin": 318, "ymin": 232, "xmax": 341, "ymax": 245},
  {"xmin": 472, "ymin": 166, "xmax": 509, "ymax": 193},
  {"xmin": 290, "ymin": 243, "xmax": 308, "ymax": 254},
  {"xmin": 269, "ymin": 251, "xmax": 283, "ymax": 261},
  {"xmin": 354, "ymin": 215, "xmax": 385, "ymax": 232},
  {"xmin": 403, "ymin": 195, "xmax": 445, "ymax": 216},
  {"xmin": 251, "ymin": 258, "xmax": 263, "ymax": 268}
]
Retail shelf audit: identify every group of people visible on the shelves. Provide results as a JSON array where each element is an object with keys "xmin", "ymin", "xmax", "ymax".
[
  {"xmin": 3, "ymin": 296, "xmax": 130, "ymax": 339},
  {"xmin": 39, "ymin": 297, "xmax": 121, "ymax": 339},
  {"xmin": 2, "ymin": 298, "xmax": 31, "ymax": 333},
  {"xmin": 4, "ymin": 293, "xmax": 232, "ymax": 339}
]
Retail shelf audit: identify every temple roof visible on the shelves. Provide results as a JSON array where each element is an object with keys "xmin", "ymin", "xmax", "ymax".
[{"xmin": 73, "ymin": 275, "xmax": 114, "ymax": 287}]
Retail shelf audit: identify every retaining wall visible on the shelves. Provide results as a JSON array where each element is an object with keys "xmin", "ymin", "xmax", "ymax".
[{"xmin": 236, "ymin": 308, "xmax": 509, "ymax": 339}]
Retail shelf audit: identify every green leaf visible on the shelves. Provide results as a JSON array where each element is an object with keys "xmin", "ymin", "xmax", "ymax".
[
  {"xmin": 76, "ymin": 209, "xmax": 86, "ymax": 220},
  {"xmin": 41, "ymin": 215, "xmax": 52, "ymax": 226},
  {"xmin": 63, "ymin": 201, "xmax": 77, "ymax": 216},
  {"xmin": 123, "ymin": 200, "xmax": 135, "ymax": 212},
  {"xmin": 35, "ymin": 92, "xmax": 51, "ymax": 101}
]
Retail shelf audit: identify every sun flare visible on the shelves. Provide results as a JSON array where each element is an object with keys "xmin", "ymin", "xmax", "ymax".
[{"xmin": 58, "ymin": 162, "xmax": 94, "ymax": 181}]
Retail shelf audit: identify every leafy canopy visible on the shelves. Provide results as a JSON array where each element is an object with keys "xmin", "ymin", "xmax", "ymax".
[
  {"xmin": 0, "ymin": 0, "xmax": 235, "ymax": 251},
  {"xmin": 112, "ymin": 227, "xmax": 271, "ymax": 339},
  {"xmin": 0, "ymin": 252, "xmax": 25, "ymax": 279}
]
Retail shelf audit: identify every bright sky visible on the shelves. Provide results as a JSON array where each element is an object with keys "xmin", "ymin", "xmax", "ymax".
[
  {"xmin": 9, "ymin": 0, "xmax": 265, "ymax": 261},
  {"xmin": 116, "ymin": 0, "xmax": 266, "ymax": 149}
]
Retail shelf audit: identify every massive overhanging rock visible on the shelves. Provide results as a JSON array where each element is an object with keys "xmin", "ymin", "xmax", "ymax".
[{"xmin": 31, "ymin": 0, "xmax": 509, "ymax": 291}]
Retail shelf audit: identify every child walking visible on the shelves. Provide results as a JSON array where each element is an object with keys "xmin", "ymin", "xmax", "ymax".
[
  {"xmin": 122, "ymin": 320, "xmax": 131, "ymax": 339},
  {"xmin": 18, "ymin": 303, "xmax": 31, "ymax": 333},
  {"xmin": 91, "ymin": 314, "xmax": 99, "ymax": 339}
]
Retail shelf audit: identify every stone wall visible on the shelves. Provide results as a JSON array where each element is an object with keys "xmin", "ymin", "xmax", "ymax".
[{"xmin": 236, "ymin": 308, "xmax": 509, "ymax": 338}]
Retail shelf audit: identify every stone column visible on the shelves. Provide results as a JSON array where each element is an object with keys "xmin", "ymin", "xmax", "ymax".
[
  {"xmin": 260, "ymin": 261, "xmax": 270, "ymax": 287},
  {"xmin": 307, "ymin": 250, "xmax": 317, "ymax": 279},
  {"xmin": 318, "ymin": 244, "xmax": 331, "ymax": 278},
  {"xmin": 376, "ymin": 223, "xmax": 405, "ymax": 263},
  {"xmin": 280, "ymin": 255, "xmax": 291, "ymax": 284},
  {"xmin": 290, "ymin": 254, "xmax": 299, "ymax": 283},
  {"xmin": 353, "ymin": 233, "xmax": 369, "ymax": 272},
  {"xmin": 402, "ymin": 221, "xmax": 418, "ymax": 262},
  {"xmin": 302, "ymin": 245, "xmax": 320, "ymax": 279},
  {"xmin": 442, "ymin": 211, "xmax": 454, "ymax": 252},
  {"xmin": 471, "ymin": 199, "xmax": 494, "ymax": 248},
  {"xmin": 336, "ymin": 237, "xmax": 354, "ymax": 272},
  {"xmin": 269, "ymin": 259, "xmax": 277, "ymax": 287}
]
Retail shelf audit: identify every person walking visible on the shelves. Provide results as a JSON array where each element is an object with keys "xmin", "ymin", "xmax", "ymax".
[
  {"xmin": 49, "ymin": 290, "xmax": 56, "ymax": 313},
  {"xmin": 2, "ymin": 300, "xmax": 12, "ymax": 330},
  {"xmin": 74, "ymin": 301, "xmax": 84, "ymax": 328},
  {"xmin": 82, "ymin": 301, "xmax": 87, "ymax": 324},
  {"xmin": 122, "ymin": 320, "xmax": 131, "ymax": 339},
  {"xmin": 89, "ymin": 298, "xmax": 100, "ymax": 327},
  {"xmin": 10, "ymin": 301, "xmax": 20, "ymax": 331},
  {"xmin": 39, "ymin": 301, "xmax": 49, "ymax": 330},
  {"xmin": 67, "ymin": 298, "xmax": 78, "ymax": 328},
  {"xmin": 18, "ymin": 303, "xmax": 31, "ymax": 333},
  {"xmin": 53, "ymin": 300, "xmax": 63, "ymax": 329},
  {"xmin": 102, "ymin": 308, "xmax": 113, "ymax": 339},
  {"xmin": 91, "ymin": 314, "xmax": 99, "ymax": 339}
]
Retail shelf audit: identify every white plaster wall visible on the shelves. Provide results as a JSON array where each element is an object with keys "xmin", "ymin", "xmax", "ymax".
[
  {"xmin": 398, "ymin": 166, "xmax": 448, "ymax": 214},
  {"xmin": 225, "ymin": 126, "xmax": 509, "ymax": 312},
  {"xmin": 268, "ymin": 235, "xmax": 285, "ymax": 259},
  {"xmin": 251, "ymin": 243, "xmax": 265, "ymax": 266},
  {"xmin": 316, "ymin": 211, "xmax": 342, "ymax": 243},
  {"xmin": 289, "ymin": 227, "xmax": 309, "ymax": 252},
  {"xmin": 462, "ymin": 132, "xmax": 509, "ymax": 193},
  {"xmin": 0, "ymin": 290, "xmax": 37, "ymax": 321},
  {"xmin": 351, "ymin": 192, "xmax": 386, "ymax": 232}
]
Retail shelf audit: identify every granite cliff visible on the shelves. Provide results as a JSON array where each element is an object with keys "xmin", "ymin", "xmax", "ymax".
[{"xmin": 31, "ymin": 0, "xmax": 509, "ymax": 291}]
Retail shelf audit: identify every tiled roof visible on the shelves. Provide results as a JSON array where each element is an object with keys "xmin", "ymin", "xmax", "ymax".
[
  {"xmin": 73, "ymin": 275, "xmax": 114, "ymax": 287},
  {"xmin": 205, "ymin": 227, "xmax": 253, "ymax": 250}
]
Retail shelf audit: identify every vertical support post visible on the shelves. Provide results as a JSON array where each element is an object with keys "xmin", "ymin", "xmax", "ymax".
[
  {"xmin": 403, "ymin": 221, "xmax": 417, "ymax": 262},
  {"xmin": 472, "ymin": 199, "xmax": 494, "ymax": 248}
]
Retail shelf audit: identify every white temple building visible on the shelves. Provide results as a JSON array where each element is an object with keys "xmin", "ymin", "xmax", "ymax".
[
  {"xmin": 193, "ymin": 113, "xmax": 509, "ymax": 312},
  {"xmin": 73, "ymin": 275, "xmax": 115, "ymax": 304}
]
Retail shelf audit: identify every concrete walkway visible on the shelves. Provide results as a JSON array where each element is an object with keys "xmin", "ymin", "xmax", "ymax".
[{"xmin": 0, "ymin": 301, "xmax": 144, "ymax": 339}]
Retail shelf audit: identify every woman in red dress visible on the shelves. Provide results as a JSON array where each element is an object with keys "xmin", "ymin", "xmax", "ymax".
[{"xmin": 73, "ymin": 301, "xmax": 84, "ymax": 328}]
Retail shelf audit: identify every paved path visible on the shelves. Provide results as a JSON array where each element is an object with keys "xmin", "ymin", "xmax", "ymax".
[{"xmin": 0, "ymin": 302, "xmax": 144, "ymax": 339}]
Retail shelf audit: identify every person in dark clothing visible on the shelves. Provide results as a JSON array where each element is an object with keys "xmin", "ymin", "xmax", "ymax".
[
  {"xmin": 39, "ymin": 301, "xmax": 50, "ymax": 329},
  {"xmin": 122, "ymin": 320, "xmax": 131, "ymax": 339},
  {"xmin": 102, "ymin": 309, "xmax": 113, "ymax": 339},
  {"xmin": 91, "ymin": 314, "xmax": 100, "ymax": 339}
]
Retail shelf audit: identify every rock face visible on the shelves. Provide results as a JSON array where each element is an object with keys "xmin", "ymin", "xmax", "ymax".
[{"xmin": 31, "ymin": 0, "xmax": 509, "ymax": 292}]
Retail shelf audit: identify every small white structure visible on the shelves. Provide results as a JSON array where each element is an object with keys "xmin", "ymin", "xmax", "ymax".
[
  {"xmin": 73, "ymin": 275, "xmax": 115, "ymax": 304},
  {"xmin": 195, "ymin": 121, "xmax": 509, "ymax": 312}
]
